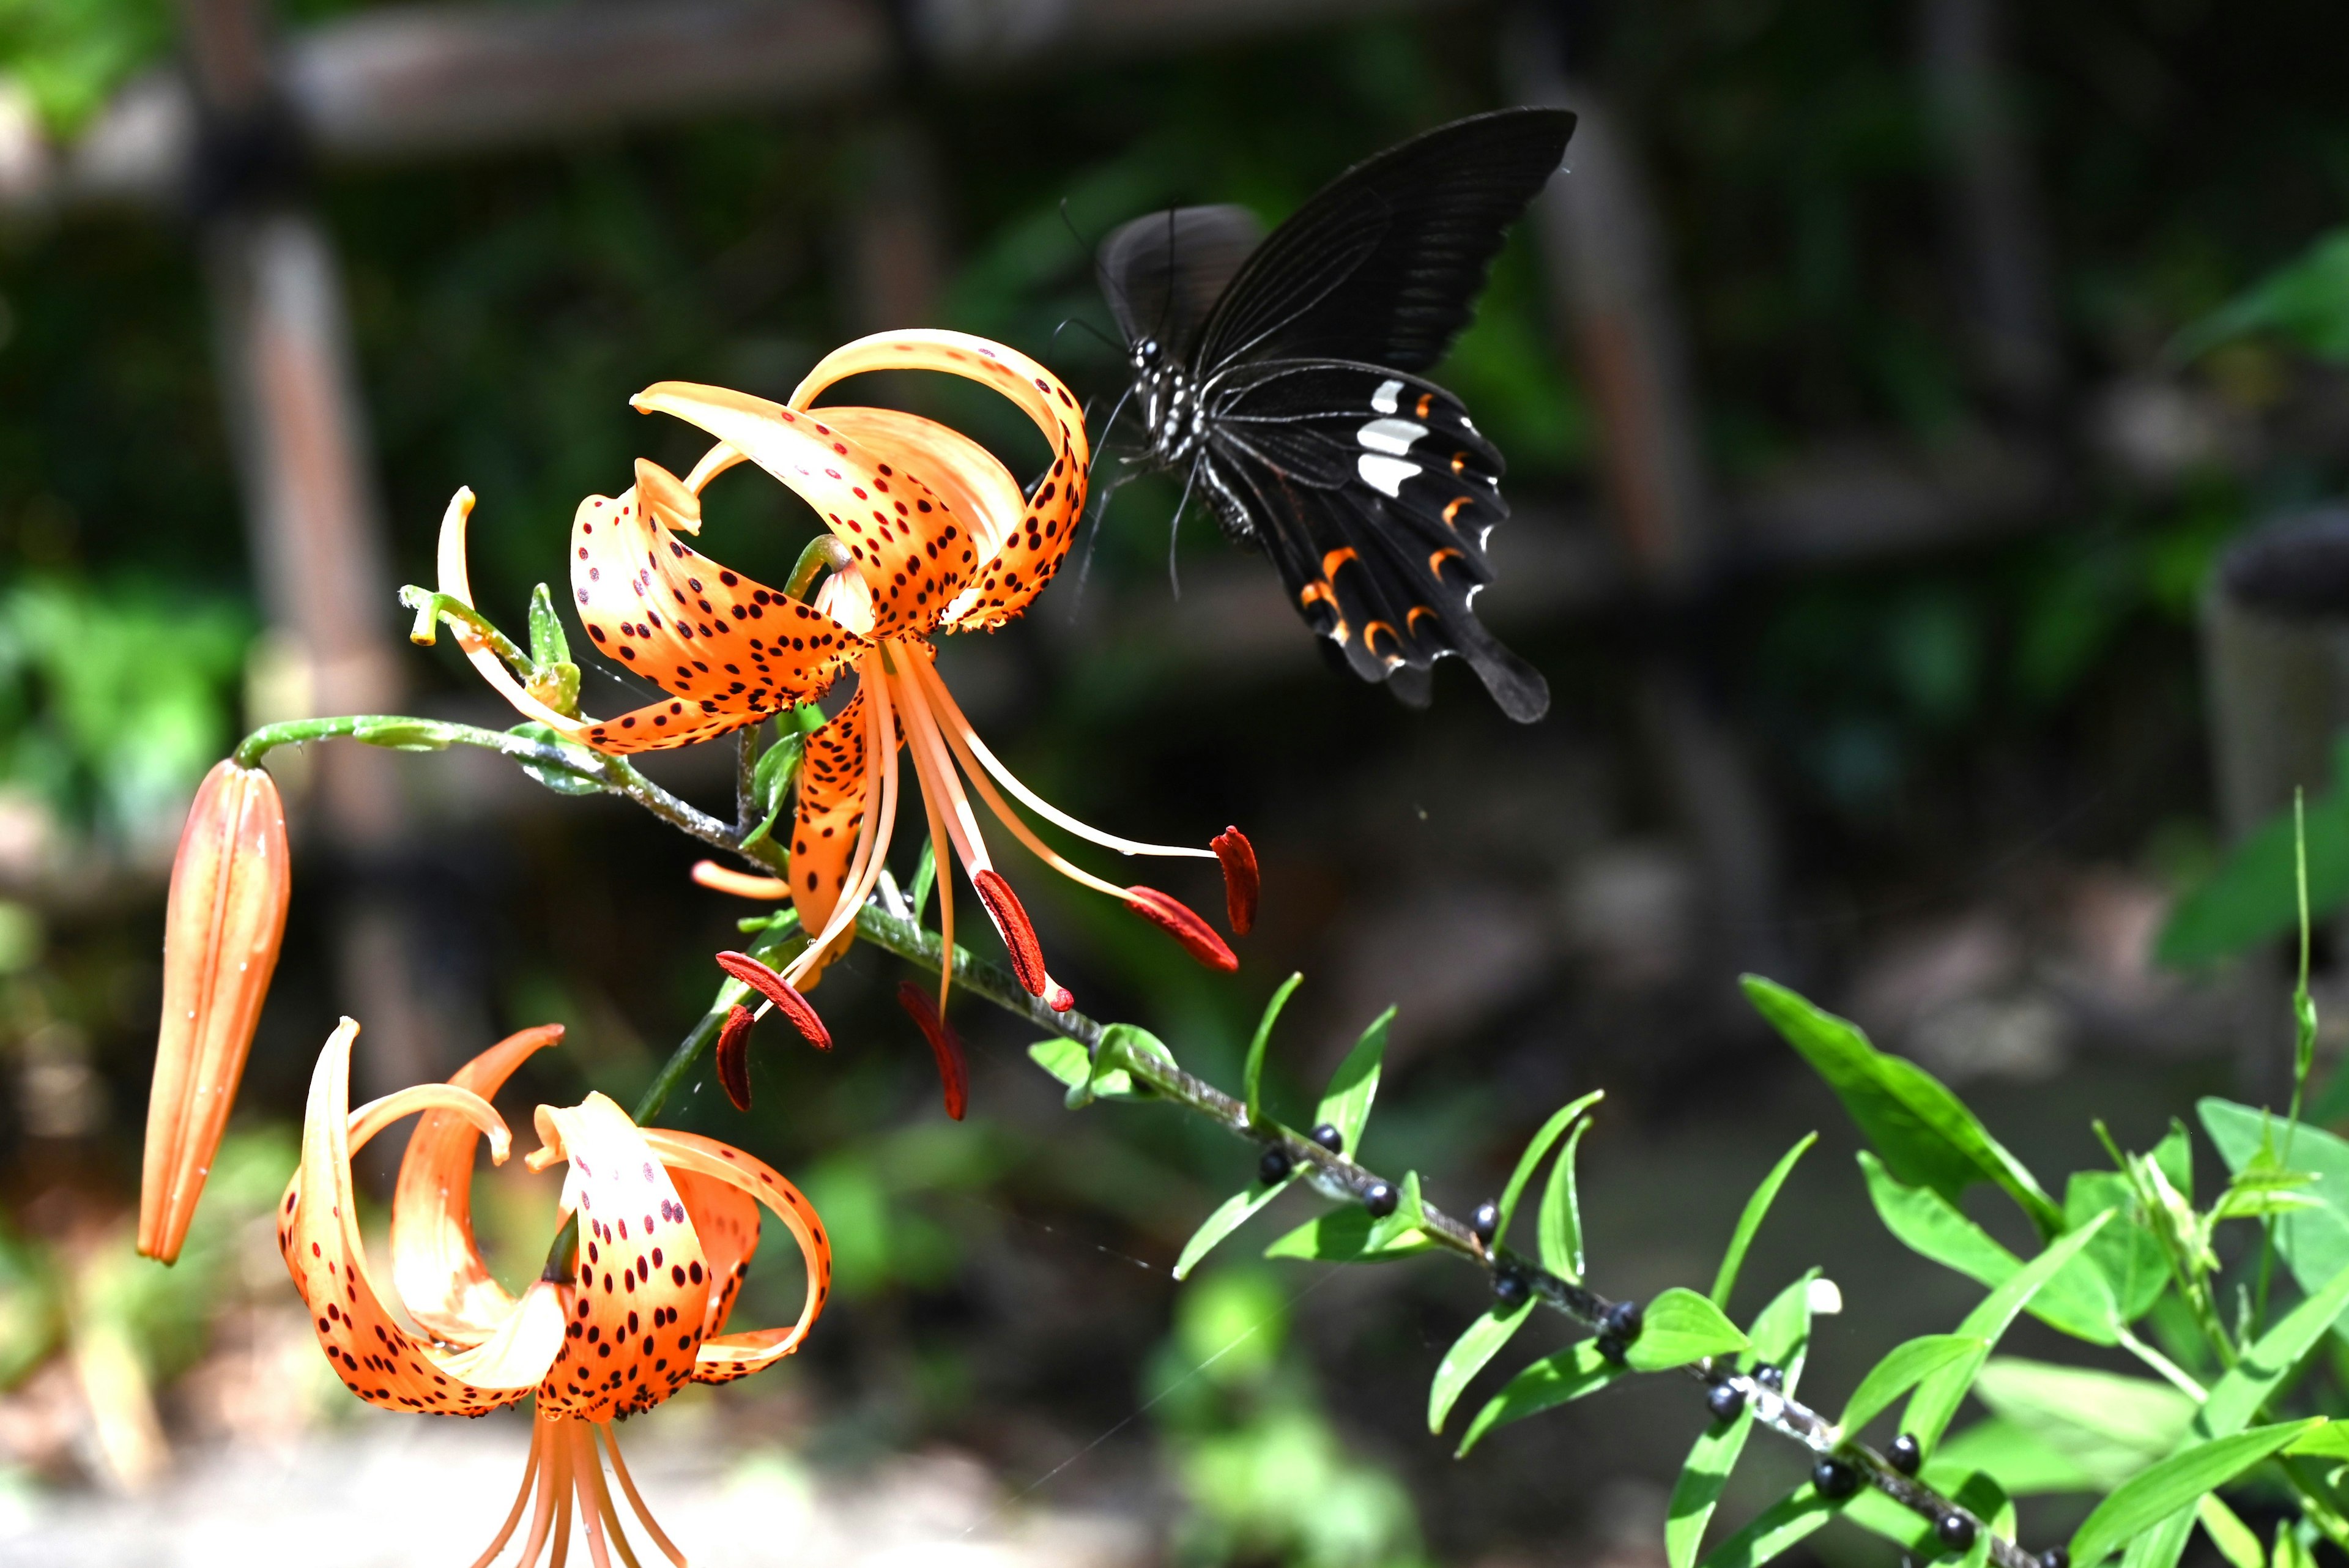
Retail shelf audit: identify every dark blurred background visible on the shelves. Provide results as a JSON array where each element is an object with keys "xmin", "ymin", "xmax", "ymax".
[{"xmin": 0, "ymin": 0, "xmax": 2342, "ymax": 1562}]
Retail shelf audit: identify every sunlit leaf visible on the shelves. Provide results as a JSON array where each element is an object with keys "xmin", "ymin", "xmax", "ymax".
[
  {"xmin": 2069, "ymin": 1421, "xmax": 2320, "ymax": 1568},
  {"xmin": 1860, "ymin": 1153, "xmax": 2120, "ymax": 1343},
  {"xmin": 1903, "ymin": 1214, "xmax": 2112, "ymax": 1451},
  {"xmin": 1694, "ymin": 1485, "xmax": 1833, "ymax": 1568},
  {"xmin": 1243, "ymin": 972, "xmax": 1304, "ymax": 1129},
  {"xmin": 1315, "ymin": 1007, "xmax": 1392, "ymax": 1153},
  {"xmin": 1496, "ymin": 1091, "xmax": 1604, "ymax": 1249},
  {"xmin": 1428, "ymin": 1298, "xmax": 1535, "ymax": 1434},
  {"xmin": 1839, "ymin": 1334, "xmax": 1983, "ymax": 1433},
  {"xmin": 1664, "ymin": 1273, "xmax": 1816, "ymax": 1568},
  {"xmin": 1712, "ymin": 1134, "xmax": 1816, "ymax": 1309},
  {"xmin": 1455, "ymin": 1341, "xmax": 1627, "ymax": 1457},
  {"xmin": 1625, "ymin": 1287, "xmax": 1747, "ymax": 1372},
  {"xmin": 1538, "ymin": 1117, "xmax": 1593, "ymax": 1281}
]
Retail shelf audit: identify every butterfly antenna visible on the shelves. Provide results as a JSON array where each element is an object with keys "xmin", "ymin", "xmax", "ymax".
[
  {"xmin": 1050, "ymin": 316, "xmax": 1126, "ymax": 358},
  {"xmin": 1165, "ymin": 456, "xmax": 1203, "ymax": 601}
]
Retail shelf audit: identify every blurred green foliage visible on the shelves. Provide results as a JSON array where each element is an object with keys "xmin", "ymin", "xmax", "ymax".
[
  {"xmin": 1151, "ymin": 1268, "xmax": 1428, "ymax": 1568},
  {"xmin": 0, "ymin": 576, "xmax": 249, "ymax": 841}
]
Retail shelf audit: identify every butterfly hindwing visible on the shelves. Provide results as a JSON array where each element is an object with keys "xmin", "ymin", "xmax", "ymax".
[
  {"xmin": 1199, "ymin": 360, "xmax": 1549, "ymax": 721},
  {"xmin": 1193, "ymin": 108, "xmax": 1578, "ymax": 376}
]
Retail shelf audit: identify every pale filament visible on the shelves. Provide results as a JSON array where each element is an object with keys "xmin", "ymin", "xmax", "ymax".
[{"xmin": 911, "ymin": 660, "xmax": 1214, "ymax": 861}]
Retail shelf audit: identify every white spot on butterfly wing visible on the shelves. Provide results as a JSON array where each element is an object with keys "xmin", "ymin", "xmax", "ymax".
[
  {"xmin": 1357, "ymin": 418, "xmax": 1427, "ymax": 456},
  {"xmin": 1357, "ymin": 455, "xmax": 1417, "ymax": 497},
  {"xmin": 1371, "ymin": 379, "xmax": 1404, "ymax": 415}
]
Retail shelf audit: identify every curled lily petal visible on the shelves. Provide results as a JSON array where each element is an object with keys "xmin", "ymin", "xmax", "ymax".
[
  {"xmin": 433, "ymin": 489, "xmax": 599, "ymax": 743},
  {"xmin": 787, "ymin": 330, "xmax": 1093, "ymax": 632},
  {"xmin": 141, "ymin": 759, "xmax": 290, "ymax": 1263},
  {"xmin": 278, "ymin": 1020, "xmax": 559, "ymax": 1414},
  {"xmin": 391, "ymin": 1023, "xmax": 563, "ymax": 1346},
  {"xmin": 640, "ymin": 1128, "xmax": 832, "ymax": 1384},
  {"xmin": 530, "ymin": 1094, "xmax": 713, "ymax": 1421}
]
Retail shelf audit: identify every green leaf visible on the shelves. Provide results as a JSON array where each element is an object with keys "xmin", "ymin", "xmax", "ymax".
[
  {"xmin": 1428, "ymin": 1298, "xmax": 1535, "ymax": 1433},
  {"xmin": 1625, "ymin": 1287, "xmax": 1747, "ymax": 1372},
  {"xmin": 907, "ymin": 839, "xmax": 936, "ymax": 924},
  {"xmin": 1364, "ymin": 1171, "xmax": 1427, "ymax": 1255},
  {"xmin": 2199, "ymin": 1258, "xmax": 2349, "ymax": 1438},
  {"xmin": 1903, "ymin": 1214, "xmax": 2112, "ymax": 1451},
  {"xmin": 1694, "ymin": 1486, "xmax": 1833, "ymax": 1568},
  {"xmin": 1174, "ymin": 1180, "xmax": 1293, "ymax": 1282},
  {"xmin": 527, "ymin": 581, "xmax": 572, "ymax": 667},
  {"xmin": 1456, "ymin": 1341, "xmax": 1627, "ymax": 1457},
  {"xmin": 1538, "ymin": 1116, "xmax": 1594, "ymax": 1281},
  {"xmin": 2282, "ymin": 1422, "xmax": 2349, "ymax": 1458},
  {"xmin": 1713, "ymin": 1134, "xmax": 1816, "ymax": 1309},
  {"xmin": 2066, "ymin": 1169, "xmax": 2170, "ymax": 1324},
  {"xmin": 2172, "ymin": 228, "xmax": 2349, "ymax": 363},
  {"xmin": 2120, "ymin": 1511, "xmax": 2196, "ymax": 1568},
  {"xmin": 351, "ymin": 715, "xmax": 455, "ymax": 752},
  {"xmin": 2199, "ymin": 1099, "xmax": 2349, "ymax": 1301},
  {"xmin": 1860, "ymin": 1152, "xmax": 2121, "ymax": 1343},
  {"xmin": 1664, "ymin": 1274, "xmax": 1817, "ymax": 1568},
  {"xmin": 1243, "ymin": 972, "xmax": 1304, "ymax": 1130},
  {"xmin": 1264, "ymin": 1206, "xmax": 1436, "ymax": 1264},
  {"xmin": 1496, "ymin": 1091, "xmax": 1605, "ymax": 1248},
  {"xmin": 2069, "ymin": 1421, "xmax": 2320, "ymax": 1568},
  {"xmin": 1969, "ymin": 1359, "xmax": 2200, "ymax": 1489},
  {"xmin": 1082, "ymin": 1024, "xmax": 1176, "ymax": 1105},
  {"xmin": 1743, "ymin": 976, "xmax": 2063, "ymax": 1236},
  {"xmin": 1932, "ymin": 1416, "xmax": 2108, "ymax": 1496},
  {"xmin": 2199, "ymin": 1494, "xmax": 2266, "ymax": 1568},
  {"xmin": 1028, "ymin": 1038, "xmax": 1089, "ymax": 1091},
  {"xmin": 507, "ymin": 722, "xmax": 607, "ymax": 797},
  {"xmin": 1839, "ymin": 1334, "xmax": 1984, "ymax": 1433},
  {"xmin": 741, "ymin": 730, "xmax": 804, "ymax": 849},
  {"xmin": 2158, "ymin": 753, "xmax": 2349, "ymax": 968},
  {"xmin": 1315, "ymin": 1007, "xmax": 1392, "ymax": 1153}
]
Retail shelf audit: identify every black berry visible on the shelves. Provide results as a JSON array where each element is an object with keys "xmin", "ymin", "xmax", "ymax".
[
  {"xmin": 1753, "ymin": 1364, "xmax": 1784, "ymax": 1391},
  {"xmin": 1811, "ymin": 1458, "xmax": 1858, "ymax": 1500},
  {"xmin": 1471, "ymin": 1201, "xmax": 1499, "ymax": 1245},
  {"xmin": 1705, "ymin": 1382, "xmax": 1746, "ymax": 1422},
  {"xmin": 1363, "ymin": 1180, "xmax": 1398, "ymax": 1218},
  {"xmin": 2041, "ymin": 1550, "xmax": 2069, "ymax": 1568},
  {"xmin": 1310, "ymin": 1123, "xmax": 1345, "ymax": 1153},
  {"xmin": 1494, "ymin": 1271, "xmax": 1529, "ymax": 1306},
  {"xmin": 1938, "ymin": 1515, "xmax": 1976, "ymax": 1551},
  {"xmin": 1595, "ymin": 1334, "xmax": 1627, "ymax": 1364},
  {"xmin": 1259, "ymin": 1146, "xmax": 1291, "ymax": 1184},
  {"xmin": 1887, "ymin": 1433, "xmax": 1921, "ymax": 1476},
  {"xmin": 1600, "ymin": 1299, "xmax": 1644, "ymax": 1342}
]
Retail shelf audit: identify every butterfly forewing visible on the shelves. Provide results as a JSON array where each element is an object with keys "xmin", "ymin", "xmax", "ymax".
[
  {"xmin": 1193, "ymin": 108, "xmax": 1577, "ymax": 376},
  {"xmin": 1099, "ymin": 206, "xmax": 1265, "ymax": 362}
]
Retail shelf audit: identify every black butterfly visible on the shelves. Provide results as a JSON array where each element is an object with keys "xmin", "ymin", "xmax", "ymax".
[{"xmin": 1096, "ymin": 107, "xmax": 1576, "ymax": 723}]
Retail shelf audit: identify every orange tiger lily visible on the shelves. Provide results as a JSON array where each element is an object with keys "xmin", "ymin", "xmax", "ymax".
[
  {"xmin": 432, "ymin": 330, "xmax": 1255, "ymax": 1045},
  {"xmin": 281, "ymin": 1017, "xmax": 829, "ymax": 1567}
]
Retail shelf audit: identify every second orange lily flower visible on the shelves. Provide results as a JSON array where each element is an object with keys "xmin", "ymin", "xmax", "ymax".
[{"xmin": 433, "ymin": 330, "xmax": 1256, "ymax": 1057}]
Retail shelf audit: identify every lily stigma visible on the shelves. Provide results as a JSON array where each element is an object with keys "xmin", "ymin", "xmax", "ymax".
[
  {"xmin": 428, "ymin": 329, "xmax": 1258, "ymax": 1060},
  {"xmin": 282, "ymin": 1017, "xmax": 829, "ymax": 1566}
]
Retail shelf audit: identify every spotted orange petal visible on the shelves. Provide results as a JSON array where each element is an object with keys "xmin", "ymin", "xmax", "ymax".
[
  {"xmin": 629, "ymin": 384, "xmax": 981, "ymax": 642},
  {"xmin": 788, "ymin": 330, "xmax": 1091, "ymax": 632},
  {"xmin": 278, "ymin": 1019, "xmax": 560, "ymax": 1415},
  {"xmin": 570, "ymin": 474, "xmax": 864, "ymax": 754},
  {"xmin": 390, "ymin": 1023, "xmax": 564, "ymax": 1347},
  {"xmin": 788, "ymin": 680, "xmax": 877, "ymax": 975},
  {"xmin": 640, "ymin": 1128, "xmax": 831, "ymax": 1385},
  {"xmin": 529, "ymin": 1094, "xmax": 713, "ymax": 1422}
]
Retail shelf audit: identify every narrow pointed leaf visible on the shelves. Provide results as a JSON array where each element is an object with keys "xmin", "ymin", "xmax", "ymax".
[
  {"xmin": 1174, "ymin": 1178, "xmax": 1293, "ymax": 1281},
  {"xmin": 2069, "ymin": 1421, "xmax": 2320, "ymax": 1568},
  {"xmin": 1428, "ymin": 1298, "xmax": 1535, "ymax": 1433},
  {"xmin": 1496, "ymin": 1091, "xmax": 1605, "ymax": 1247},
  {"xmin": 1244, "ymin": 972, "xmax": 1304, "ymax": 1129},
  {"xmin": 1713, "ymin": 1133, "xmax": 1817, "ymax": 1307},
  {"xmin": 1365, "ymin": 1170, "xmax": 1427, "ymax": 1254},
  {"xmin": 1743, "ymin": 976, "xmax": 2063, "ymax": 1236},
  {"xmin": 2199, "ymin": 1495, "xmax": 2266, "ymax": 1568},
  {"xmin": 1315, "ymin": 1006, "xmax": 1392, "ymax": 1153},
  {"xmin": 1696, "ymin": 1486, "xmax": 1834, "ymax": 1568},
  {"xmin": 1266, "ymin": 1206, "xmax": 1435, "ymax": 1263},
  {"xmin": 1839, "ymin": 1334, "xmax": 1984, "ymax": 1433},
  {"xmin": 1665, "ymin": 1273, "xmax": 1817, "ymax": 1568},
  {"xmin": 1625, "ymin": 1287, "xmax": 1747, "ymax": 1372},
  {"xmin": 1861, "ymin": 1152, "xmax": 2120, "ymax": 1342},
  {"xmin": 1456, "ymin": 1340, "xmax": 1626, "ymax": 1456},
  {"xmin": 1538, "ymin": 1117, "xmax": 1593, "ymax": 1280},
  {"xmin": 1903, "ymin": 1213, "xmax": 2112, "ymax": 1451}
]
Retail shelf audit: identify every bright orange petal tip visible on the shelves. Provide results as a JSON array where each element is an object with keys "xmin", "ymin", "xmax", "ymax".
[
  {"xmin": 140, "ymin": 759, "xmax": 292, "ymax": 1264},
  {"xmin": 692, "ymin": 860, "xmax": 792, "ymax": 900},
  {"xmin": 971, "ymin": 869, "xmax": 1048, "ymax": 997},
  {"xmin": 715, "ymin": 1004, "xmax": 755, "ymax": 1112},
  {"xmin": 1212, "ymin": 827, "xmax": 1259, "ymax": 937},
  {"xmin": 895, "ymin": 982, "xmax": 968, "ymax": 1121},
  {"xmin": 714, "ymin": 949, "xmax": 831, "ymax": 1051},
  {"xmin": 1124, "ymin": 886, "xmax": 1239, "ymax": 973}
]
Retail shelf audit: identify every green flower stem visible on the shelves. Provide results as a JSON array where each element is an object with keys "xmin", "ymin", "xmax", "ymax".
[
  {"xmin": 633, "ymin": 1003, "xmax": 732, "ymax": 1126},
  {"xmin": 784, "ymin": 534, "xmax": 853, "ymax": 601}
]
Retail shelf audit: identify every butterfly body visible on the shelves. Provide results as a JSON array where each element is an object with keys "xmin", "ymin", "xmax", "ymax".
[{"xmin": 1099, "ymin": 108, "xmax": 1575, "ymax": 723}]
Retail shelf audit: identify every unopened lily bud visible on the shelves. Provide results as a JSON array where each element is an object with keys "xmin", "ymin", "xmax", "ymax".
[{"xmin": 139, "ymin": 759, "xmax": 291, "ymax": 1263}]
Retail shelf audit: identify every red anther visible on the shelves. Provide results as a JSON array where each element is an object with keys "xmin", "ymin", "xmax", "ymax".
[
  {"xmin": 1048, "ymin": 986, "xmax": 1075, "ymax": 1013},
  {"xmin": 1125, "ymin": 886, "xmax": 1239, "ymax": 972},
  {"xmin": 896, "ymin": 982, "xmax": 968, "ymax": 1121},
  {"xmin": 714, "ymin": 949, "xmax": 832, "ymax": 1051},
  {"xmin": 971, "ymin": 869, "xmax": 1048, "ymax": 996},
  {"xmin": 1212, "ymin": 827, "xmax": 1258, "ymax": 936},
  {"xmin": 714, "ymin": 1004, "xmax": 755, "ymax": 1112}
]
